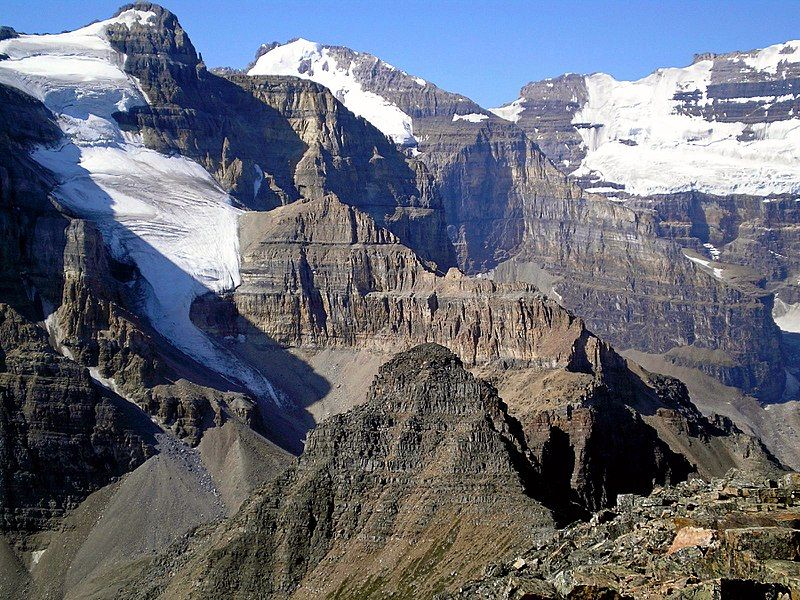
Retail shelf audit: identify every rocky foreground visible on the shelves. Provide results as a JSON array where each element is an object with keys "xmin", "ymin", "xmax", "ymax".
[{"xmin": 445, "ymin": 472, "xmax": 800, "ymax": 599}]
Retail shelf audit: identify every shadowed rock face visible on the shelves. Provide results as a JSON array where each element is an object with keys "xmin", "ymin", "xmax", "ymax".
[
  {"xmin": 315, "ymin": 45, "xmax": 585, "ymax": 273},
  {"xmin": 119, "ymin": 344, "xmax": 557, "ymax": 599},
  {"xmin": 0, "ymin": 304, "xmax": 154, "ymax": 533},
  {"xmin": 0, "ymin": 86, "xmax": 155, "ymax": 534}
]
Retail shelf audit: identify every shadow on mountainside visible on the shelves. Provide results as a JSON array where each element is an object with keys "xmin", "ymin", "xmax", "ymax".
[{"xmin": 24, "ymin": 135, "xmax": 325, "ymax": 456}]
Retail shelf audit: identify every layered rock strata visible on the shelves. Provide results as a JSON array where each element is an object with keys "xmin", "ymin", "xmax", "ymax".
[
  {"xmin": 108, "ymin": 4, "xmax": 454, "ymax": 270},
  {"xmin": 118, "ymin": 344, "xmax": 557, "ymax": 599}
]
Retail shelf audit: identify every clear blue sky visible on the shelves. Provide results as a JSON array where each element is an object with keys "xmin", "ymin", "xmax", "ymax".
[{"xmin": 4, "ymin": 0, "xmax": 800, "ymax": 107}]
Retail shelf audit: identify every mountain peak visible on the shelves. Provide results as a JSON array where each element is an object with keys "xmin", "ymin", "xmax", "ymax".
[{"xmin": 248, "ymin": 38, "xmax": 418, "ymax": 146}]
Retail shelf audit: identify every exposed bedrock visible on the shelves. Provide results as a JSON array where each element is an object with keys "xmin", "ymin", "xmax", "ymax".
[
  {"xmin": 118, "ymin": 345, "xmax": 556, "ymax": 599},
  {"xmin": 191, "ymin": 194, "xmax": 781, "ymax": 512},
  {"xmin": 107, "ymin": 3, "xmax": 454, "ymax": 270},
  {"xmin": 0, "ymin": 81, "xmax": 288, "ymax": 551},
  {"xmin": 496, "ymin": 193, "xmax": 785, "ymax": 402},
  {"xmin": 311, "ymin": 42, "xmax": 788, "ymax": 402}
]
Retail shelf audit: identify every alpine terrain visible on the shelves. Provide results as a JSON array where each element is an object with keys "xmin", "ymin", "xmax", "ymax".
[{"xmin": 0, "ymin": 4, "xmax": 796, "ymax": 599}]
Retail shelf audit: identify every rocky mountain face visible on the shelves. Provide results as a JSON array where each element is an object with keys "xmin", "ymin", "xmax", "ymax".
[
  {"xmin": 249, "ymin": 39, "xmax": 583, "ymax": 274},
  {"xmin": 0, "ymin": 4, "xmax": 796, "ymax": 599},
  {"xmin": 108, "ymin": 6, "xmax": 454, "ymax": 271},
  {"xmin": 190, "ymin": 190, "xmax": 780, "ymax": 515},
  {"xmin": 491, "ymin": 74, "xmax": 589, "ymax": 176},
  {"xmin": 495, "ymin": 197, "xmax": 785, "ymax": 401},
  {"xmin": 0, "ymin": 35, "xmax": 290, "ymax": 599},
  {"xmin": 121, "ymin": 345, "xmax": 556, "ymax": 599},
  {"xmin": 489, "ymin": 45, "xmax": 800, "ymax": 445},
  {"xmin": 247, "ymin": 39, "xmax": 788, "ymax": 407},
  {"xmin": 0, "ymin": 85, "xmax": 155, "ymax": 535},
  {"xmin": 497, "ymin": 44, "xmax": 800, "ymax": 325}
]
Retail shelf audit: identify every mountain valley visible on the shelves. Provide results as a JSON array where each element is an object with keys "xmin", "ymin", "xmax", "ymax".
[{"xmin": 0, "ymin": 4, "xmax": 797, "ymax": 598}]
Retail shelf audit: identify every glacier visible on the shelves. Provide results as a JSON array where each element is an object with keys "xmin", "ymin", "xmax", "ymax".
[{"xmin": 0, "ymin": 10, "xmax": 281, "ymax": 403}]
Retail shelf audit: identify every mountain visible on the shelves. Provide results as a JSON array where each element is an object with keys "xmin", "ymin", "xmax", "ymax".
[
  {"xmin": 493, "ymin": 41, "xmax": 800, "ymax": 466},
  {"xmin": 492, "ymin": 42, "xmax": 800, "ymax": 197},
  {"xmin": 0, "ymin": 4, "xmax": 794, "ymax": 599},
  {"xmin": 247, "ymin": 37, "xmax": 789, "ymax": 432}
]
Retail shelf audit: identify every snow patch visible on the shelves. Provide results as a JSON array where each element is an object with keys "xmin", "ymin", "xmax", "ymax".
[
  {"xmin": 31, "ymin": 550, "xmax": 46, "ymax": 566},
  {"xmin": 489, "ymin": 97, "xmax": 525, "ymax": 123},
  {"xmin": 702, "ymin": 242, "xmax": 721, "ymax": 260},
  {"xmin": 773, "ymin": 297, "xmax": 800, "ymax": 333},
  {"xmin": 253, "ymin": 163, "xmax": 263, "ymax": 198},
  {"xmin": 685, "ymin": 253, "xmax": 724, "ymax": 279},
  {"xmin": 742, "ymin": 40, "xmax": 800, "ymax": 75},
  {"xmin": 570, "ymin": 58, "xmax": 800, "ymax": 197},
  {"xmin": 248, "ymin": 39, "xmax": 416, "ymax": 146},
  {"xmin": 452, "ymin": 112, "xmax": 489, "ymax": 123}
]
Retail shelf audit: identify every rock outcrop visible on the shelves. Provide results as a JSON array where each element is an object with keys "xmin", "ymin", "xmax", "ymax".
[
  {"xmin": 445, "ymin": 471, "xmax": 800, "ymax": 599},
  {"xmin": 119, "ymin": 344, "xmax": 557, "ymax": 599},
  {"xmin": 0, "ymin": 303, "xmax": 154, "ymax": 533},
  {"xmin": 191, "ymin": 193, "xmax": 781, "ymax": 514}
]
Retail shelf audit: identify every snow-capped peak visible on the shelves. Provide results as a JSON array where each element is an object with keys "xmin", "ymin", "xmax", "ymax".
[
  {"xmin": 248, "ymin": 39, "xmax": 416, "ymax": 146},
  {"xmin": 0, "ymin": 11, "xmax": 281, "ymax": 404}
]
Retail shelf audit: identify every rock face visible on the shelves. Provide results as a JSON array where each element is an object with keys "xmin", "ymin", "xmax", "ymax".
[
  {"xmin": 495, "ymin": 196, "xmax": 785, "ymax": 401},
  {"xmin": 192, "ymin": 194, "xmax": 600, "ymax": 370},
  {"xmin": 492, "ymin": 74, "xmax": 589, "ymax": 177},
  {"xmin": 445, "ymin": 471, "xmax": 800, "ymax": 599},
  {"xmin": 245, "ymin": 38, "xmax": 787, "ymax": 404},
  {"xmin": 497, "ymin": 41, "xmax": 800, "ymax": 400},
  {"xmin": 122, "ymin": 345, "xmax": 556, "ymax": 599},
  {"xmin": 229, "ymin": 74, "xmax": 455, "ymax": 270},
  {"xmin": 0, "ymin": 303, "xmax": 153, "ymax": 533},
  {"xmin": 108, "ymin": 4, "xmax": 454, "ymax": 270},
  {"xmin": 191, "ymin": 193, "xmax": 781, "ymax": 515},
  {"xmin": 248, "ymin": 39, "xmax": 583, "ymax": 273},
  {"xmin": 0, "ymin": 84, "xmax": 155, "ymax": 534}
]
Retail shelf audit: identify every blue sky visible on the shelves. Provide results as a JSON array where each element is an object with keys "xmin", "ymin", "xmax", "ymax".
[{"xmin": 4, "ymin": 0, "xmax": 800, "ymax": 107}]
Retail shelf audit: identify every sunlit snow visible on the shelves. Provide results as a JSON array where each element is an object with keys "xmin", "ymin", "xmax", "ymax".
[
  {"xmin": 0, "ymin": 11, "xmax": 281, "ymax": 403},
  {"xmin": 774, "ymin": 298, "xmax": 800, "ymax": 333},
  {"xmin": 452, "ymin": 113, "xmax": 489, "ymax": 123},
  {"xmin": 685, "ymin": 253, "xmax": 724, "ymax": 280},
  {"xmin": 248, "ymin": 38, "xmax": 417, "ymax": 146},
  {"xmin": 742, "ymin": 40, "xmax": 800, "ymax": 75},
  {"xmin": 569, "ymin": 54, "xmax": 800, "ymax": 197},
  {"xmin": 489, "ymin": 97, "xmax": 525, "ymax": 123}
]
